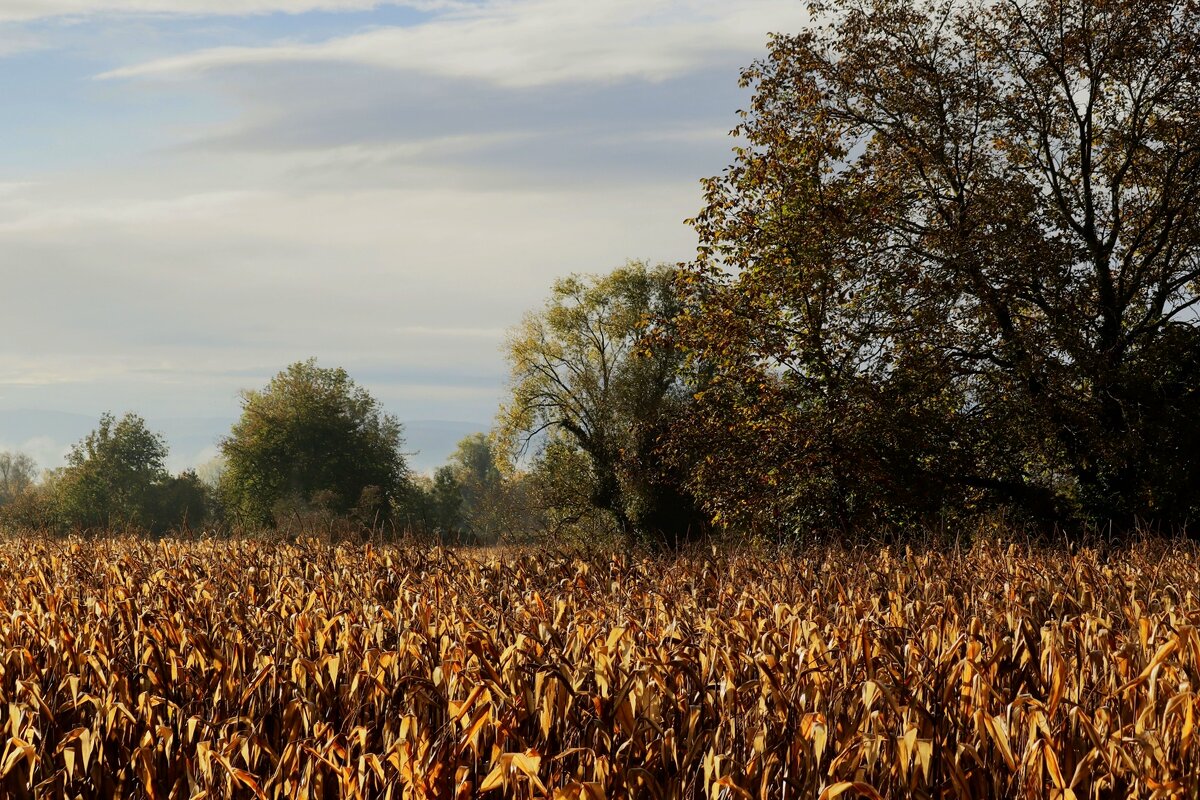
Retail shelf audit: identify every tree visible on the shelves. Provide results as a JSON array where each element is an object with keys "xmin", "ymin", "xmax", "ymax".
[
  {"xmin": 220, "ymin": 359, "xmax": 409, "ymax": 527},
  {"xmin": 56, "ymin": 413, "xmax": 172, "ymax": 530},
  {"xmin": 679, "ymin": 0, "xmax": 1200, "ymax": 532},
  {"xmin": 525, "ymin": 436, "xmax": 621, "ymax": 541},
  {"xmin": 152, "ymin": 470, "xmax": 212, "ymax": 532},
  {"xmin": 498, "ymin": 262, "xmax": 706, "ymax": 545},
  {"xmin": 0, "ymin": 451, "xmax": 36, "ymax": 505},
  {"xmin": 448, "ymin": 434, "xmax": 502, "ymax": 514},
  {"xmin": 438, "ymin": 433, "xmax": 508, "ymax": 540},
  {"xmin": 406, "ymin": 433, "xmax": 548, "ymax": 544},
  {"xmin": 428, "ymin": 467, "xmax": 466, "ymax": 534}
]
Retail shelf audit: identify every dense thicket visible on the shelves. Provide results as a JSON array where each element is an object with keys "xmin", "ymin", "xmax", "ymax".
[{"xmin": 677, "ymin": 0, "xmax": 1200, "ymax": 534}]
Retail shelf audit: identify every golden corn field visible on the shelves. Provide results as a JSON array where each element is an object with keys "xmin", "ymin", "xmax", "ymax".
[{"xmin": 0, "ymin": 535, "xmax": 1197, "ymax": 799}]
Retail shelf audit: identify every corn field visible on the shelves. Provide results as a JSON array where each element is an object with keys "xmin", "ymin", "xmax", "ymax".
[{"xmin": 0, "ymin": 535, "xmax": 1196, "ymax": 799}]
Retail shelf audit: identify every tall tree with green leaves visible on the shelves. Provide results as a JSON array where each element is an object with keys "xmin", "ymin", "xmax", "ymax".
[
  {"xmin": 679, "ymin": 0, "xmax": 1200, "ymax": 532},
  {"xmin": 56, "ymin": 413, "xmax": 171, "ymax": 530},
  {"xmin": 220, "ymin": 359, "xmax": 408, "ymax": 527},
  {"xmin": 498, "ymin": 261, "xmax": 704, "ymax": 545}
]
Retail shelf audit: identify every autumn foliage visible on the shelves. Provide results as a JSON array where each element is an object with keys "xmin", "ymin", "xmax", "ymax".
[{"xmin": 677, "ymin": 0, "xmax": 1200, "ymax": 533}]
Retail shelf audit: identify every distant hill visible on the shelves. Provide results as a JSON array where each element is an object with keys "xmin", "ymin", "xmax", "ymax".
[{"xmin": 0, "ymin": 410, "xmax": 487, "ymax": 476}]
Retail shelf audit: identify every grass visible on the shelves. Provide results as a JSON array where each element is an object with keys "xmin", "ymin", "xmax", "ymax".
[{"xmin": 0, "ymin": 533, "xmax": 1195, "ymax": 798}]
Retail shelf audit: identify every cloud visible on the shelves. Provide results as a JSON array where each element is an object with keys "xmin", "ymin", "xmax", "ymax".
[
  {"xmin": 0, "ymin": 27, "xmax": 44, "ymax": 57},
  {"xmin": 144, "ymin": 59, "xmax": 745, "ymax": 195},
  {"xmin": 0, "ymin": 0, "xmax": 789, "ymax": 436},
  {"xmin": 0, "ymin": 436, "xmax": 71, "ymax": 475},
  {"xmin": 0, "ymin": 167, "xmax": 700, "ymax": 422},
  {"xmin": 0, "ymin": 370, "xmax": 86, "ymax": 387},
  {"xmin": 0, "ymin": 189, "xmax": 267, "ymax": 234},
  {"xmin": 0, "ymin": 1, "xmax": 450, "ymax": 22},
  {"xmin": 99, "ymin": 0, "xmax": 808, "ymax": 87},
  {"xmin": 0, "ymin": 182, "xmax": 39, "ymax": 196},
  {"xmin": 237, "ymin": 132, "xmax": 539, "ymax": 176},
  {"xmin": 395, "ymin": 326, "xmax": 506, "ymax": 339}
]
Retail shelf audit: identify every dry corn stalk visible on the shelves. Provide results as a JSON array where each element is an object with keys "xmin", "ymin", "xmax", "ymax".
[{"xmin": 0, "ymin": 535, "xmax": 1194, "ymax": 798}]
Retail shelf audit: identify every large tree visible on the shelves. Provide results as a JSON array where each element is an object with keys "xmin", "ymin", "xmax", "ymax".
[
  {"xmin": 680, "ymin": 0, "xmax": 1200, "ymax": 532},
  {"xmin": 498, "ymin": 262, "xmax": 705, "ymax": 545},
  {"xmin": 56, "ymin": 413, "xmax": 172, "ymax": 530},
  {"xmin": 220, "ymin": 360, "xmax": 408, "ymax": 526}
]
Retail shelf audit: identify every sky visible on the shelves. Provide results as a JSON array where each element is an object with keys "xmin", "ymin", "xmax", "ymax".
[{"xmin": 0, "ymin": 0, "xmax": 808, "ymax": 471}]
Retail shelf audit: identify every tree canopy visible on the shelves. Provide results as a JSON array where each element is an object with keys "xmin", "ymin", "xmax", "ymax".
[
  {"xmin": 219, "ymin": 359, "xmax": 408, "ymax": 527},
  {"xmin": 678, "ymin": 0, "xmax": 1200, "ymax": 533},
  {"xmin": 498, "ymin": 262, "xmax": 705, "ymax": 545},
  {"xmin": 55, "ymin": 413, "xmax": 171, "ymax": 530}
]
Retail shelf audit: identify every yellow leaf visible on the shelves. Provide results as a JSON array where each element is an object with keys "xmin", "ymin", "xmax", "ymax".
[
  {"xmin": 479, "ymin": 759, "xmax": 508, "ymax": 792},
  {"xmin": 818, "ymin": 781, "xmax": 885, "ymax": 800}
]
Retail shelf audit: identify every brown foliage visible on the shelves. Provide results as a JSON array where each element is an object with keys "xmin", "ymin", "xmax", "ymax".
[{"xmin": 678, "ymin": 0, "xmax": 1200, "ymax": 531}]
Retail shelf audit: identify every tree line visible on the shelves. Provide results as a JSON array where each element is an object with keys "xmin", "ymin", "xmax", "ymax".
[
  {"xmin": 4, "ymin": 0, "xmax": 1199, "ymax": 542},
  {"xmin": 0, "ymin": 362, "xmax": 505, "ymax": 539}
]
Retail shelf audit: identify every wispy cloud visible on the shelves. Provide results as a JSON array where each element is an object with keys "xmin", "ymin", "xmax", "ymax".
[
  {"xmin": 0, "ymin": 371, "xmax": 86, "ymax": 387},
  {"xmin": 247, "ymin": 132, "xmax": 536, "ymax": 171},
  {"xmin": 395, "ymin": 325, "xmax": 506, "ymax": 339},
  {"xmin": 0, "ymin": 182, "xmax": 39, "ymax": 196},
  {"xmin": 99, "ymin": 0, "xmax": 808, "ymax": 87},
  {"xmin": 0, "ymin": 1, "xmax": 452, "ymax": 22},
  {"xmin": 0, "ymin": 190, "xmax": 266, "ymax": 234},
  {"xmin": 0, "ymin": 27, "xmax": 44, "ymax": 56}
]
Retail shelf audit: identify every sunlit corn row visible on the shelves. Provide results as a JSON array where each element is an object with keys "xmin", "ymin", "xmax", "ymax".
[{"xmin": 0, "ymin": 535, "xmax": 1196, "ymax": 799}]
